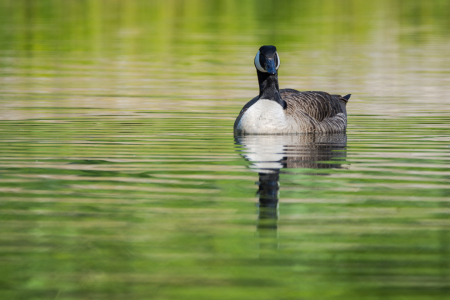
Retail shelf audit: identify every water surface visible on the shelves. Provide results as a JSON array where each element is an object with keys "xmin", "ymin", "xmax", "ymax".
[{"xmin": 0, "ymin": 1, "xmax": 449, "ymax": 299}]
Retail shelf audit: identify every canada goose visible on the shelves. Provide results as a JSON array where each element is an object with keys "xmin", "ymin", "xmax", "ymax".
[{"xmin": 234, "ymin": 45, "xmax": 351, "ymax": 135}]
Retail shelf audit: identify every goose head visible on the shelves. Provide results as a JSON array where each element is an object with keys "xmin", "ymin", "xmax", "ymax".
[{"xmin": 254, "ymin": 45, "xmax": 281, "ymax": 75}]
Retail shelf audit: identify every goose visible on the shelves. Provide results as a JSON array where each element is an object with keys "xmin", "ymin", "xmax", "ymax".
[{"xmin": 234, "ymin": 45, "xmax": 351, "ymax": 135}]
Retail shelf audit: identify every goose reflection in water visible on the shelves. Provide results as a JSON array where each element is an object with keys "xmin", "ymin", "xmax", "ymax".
[{"xmin": 235, "ymin": 133, "xmax": 348, "ymax": 251}]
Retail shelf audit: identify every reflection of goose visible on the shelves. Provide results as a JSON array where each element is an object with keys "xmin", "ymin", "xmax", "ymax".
[
  {"xmin": 234, "ymin": 45, "xmax": 350, "ymax": 135},
  {"xmin": 236, "ymin": 133, "xmax": 347, "ymax": 172},
  {"xmin": 235, "ymin": 133, "xmax": 347, "ymax": 252}
]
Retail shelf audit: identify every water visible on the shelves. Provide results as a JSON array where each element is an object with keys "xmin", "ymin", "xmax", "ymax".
[{"xmin": 0, "ymin": 1, "xmax": 449, "ymax": 299}]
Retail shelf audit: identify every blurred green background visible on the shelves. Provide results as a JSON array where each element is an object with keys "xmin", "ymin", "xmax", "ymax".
[{"xmin": 0, "ymin": 1, "xmax": 449, "ymax": 299}]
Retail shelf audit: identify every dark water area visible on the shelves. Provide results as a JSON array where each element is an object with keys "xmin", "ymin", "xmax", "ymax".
[{"xmin": 0, "ymin": 1, "xmax": 449, "ymax": 299}]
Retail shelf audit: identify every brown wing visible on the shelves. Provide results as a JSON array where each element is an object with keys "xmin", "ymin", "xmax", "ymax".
[{"xmin": 280, "ymin": 89, "xmax": 348, "ymax": 122}]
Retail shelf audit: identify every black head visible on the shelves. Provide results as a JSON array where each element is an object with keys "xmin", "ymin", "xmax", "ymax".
[{"xmin": 254, "ymin": 45, "xmax": 281, "ymax": 75}]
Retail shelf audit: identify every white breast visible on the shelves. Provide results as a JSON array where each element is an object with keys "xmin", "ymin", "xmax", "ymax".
[{"xmin": 236, "ymin": 100, "xmax": 286, "ymax": 134}]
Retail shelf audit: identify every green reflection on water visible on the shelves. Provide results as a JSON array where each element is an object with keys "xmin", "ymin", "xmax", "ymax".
[{"xmin": 0, "ymin": 0, "xmax": 450, "ymax": 299}]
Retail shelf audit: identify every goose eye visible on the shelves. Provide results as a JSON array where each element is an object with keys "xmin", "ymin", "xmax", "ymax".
[
  {"xmin": 275, "ymin": 52, "xmax": 281, "ymax": 70},
  {"xmin": 254, "ymin": 51, "xmax": 267, "ymax": 73}
]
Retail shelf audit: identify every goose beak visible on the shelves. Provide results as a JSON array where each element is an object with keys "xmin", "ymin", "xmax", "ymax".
[{"xmin": 265, "ymin": 58, "xmax": 277, "ymax": 75}]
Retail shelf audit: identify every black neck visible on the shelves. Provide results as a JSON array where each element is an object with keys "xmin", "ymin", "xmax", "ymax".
[{"xmin": 257, "ymin": 71, "xmax": 286, "ymax": 109}]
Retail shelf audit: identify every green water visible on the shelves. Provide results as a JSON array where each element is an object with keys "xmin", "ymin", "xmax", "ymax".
[{"xmin": 1, "ymin": 1, "xmax": 449, "ymax": 299}]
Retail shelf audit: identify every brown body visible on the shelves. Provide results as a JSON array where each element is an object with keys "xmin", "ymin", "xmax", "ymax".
[{"xmin": 234, "ymin": 89, "xmax": 349, "ymax": 134}]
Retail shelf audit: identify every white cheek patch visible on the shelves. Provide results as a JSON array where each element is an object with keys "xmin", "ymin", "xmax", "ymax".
[
  {"xmin": 275, "ymin": 52, "xmax": 280, "ymax": 70},
  {"xmin": 254, "ymin": 51, "xmax": 267, "ymax": 73}
]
